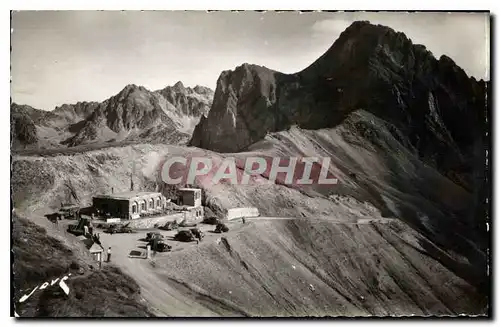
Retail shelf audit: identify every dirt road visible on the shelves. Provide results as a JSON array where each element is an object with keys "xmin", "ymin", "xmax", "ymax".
[
  {"xmin": 95, "ymin": 216, "xmax": 398, "ymax": 316},
  {"xmin": 97, "ymin": 219, "xmax": 251, "ymax": 316},
  {"xmin": 250, "ymin": 216, "xmax": 396, "ymax": 224}
]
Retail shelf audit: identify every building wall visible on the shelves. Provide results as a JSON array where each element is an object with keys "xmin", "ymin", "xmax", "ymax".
[
  {"xmin": 126, "ymin": 212, "xmax": 185, "ymax": 229},
  {"xmin": 180, "ymin": 190, "xmax": 201, "ymax": 207},
  {"xmin": 92, "ymin": 198, "xmax": 130, "ymax": 219},
  {"xmin": 183, "ymin": 206, "xmax": 204, "ymax": 223},
  {"xmin": 128, "ymin": 194, "xmax": 166, "ymax": 218},
  {"xmin": 93, "ymin": 193, "xmax": 166, "ymax": 220},
  {"xmin": 93, "ymin": 252, "xmax": 102, "ymax": 263}
]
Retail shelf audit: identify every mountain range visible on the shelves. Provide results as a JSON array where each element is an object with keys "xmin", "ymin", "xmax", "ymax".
[
  {"xmin": 190, "ymin": 21, "xmax": 487, "ymax": 191},
  {"xmin": 11, "ymin": 82, "xmax": 214, "ymax": 151},
  {"xmin": 11, "ymin": 20, "xmax": 490, "ymax": 317}
]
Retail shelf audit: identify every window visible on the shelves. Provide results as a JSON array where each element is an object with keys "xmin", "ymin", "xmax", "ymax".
[
  {"xmin": 157, "ymin": 198, "xmax": 161, "ymax": 207},
  {"xmin": 132, "ymin": 204, "xmax": 137, "ymax": 214},
  {"xmin": 141, "ymin": 201, "xmax": 145, "ymax": 211},
  {"xmin": 149, "ymin": 199, "xmax": 154, "ymax": 209}
]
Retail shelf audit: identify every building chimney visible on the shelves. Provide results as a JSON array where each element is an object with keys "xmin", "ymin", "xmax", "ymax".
[{"xmin": 112, "ymin": 187, "xmax": 114, "ymax": 194}]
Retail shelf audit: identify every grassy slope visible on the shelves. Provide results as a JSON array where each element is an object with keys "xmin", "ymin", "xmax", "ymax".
[{"xmin": 12, "ymin": 214, "xmax": 151, "ymax": 317}]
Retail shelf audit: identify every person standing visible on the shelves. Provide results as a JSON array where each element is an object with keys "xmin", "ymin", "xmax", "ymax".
[
  {"xmin": 107, "ymin": 247, "xmax": 112, "ymax": 263},
  {"xmin": 152, "ymin": 238, "xmax": 157, "ymax": 257}
]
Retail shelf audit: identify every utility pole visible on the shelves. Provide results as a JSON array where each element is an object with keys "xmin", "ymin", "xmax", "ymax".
[{"xmin": 130, "ymin": 161, "xmax": 135, "ymax": 191}]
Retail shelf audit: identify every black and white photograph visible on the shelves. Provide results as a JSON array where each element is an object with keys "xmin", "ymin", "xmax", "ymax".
[{"xmin": 10, "ymin": 10, "xmax": 491, "ymax": 318}]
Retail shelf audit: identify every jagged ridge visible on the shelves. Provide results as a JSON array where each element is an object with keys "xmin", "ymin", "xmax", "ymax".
[
  {"xmin": 189, "ymin": 21, "xmax": 487, "ymax": 191},
  {"xmin": 11, "ymin": 82, "xmax": 214, "ymax": 150}
]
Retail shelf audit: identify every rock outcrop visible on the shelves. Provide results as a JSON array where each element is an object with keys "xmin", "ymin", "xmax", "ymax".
[
  {"xmin": 10, "ymin": 106, "xmax": 38, "ymax": 148},
  {"xmin": 52, "ymin": 101, "xmax": 100, "ymax": 123}
]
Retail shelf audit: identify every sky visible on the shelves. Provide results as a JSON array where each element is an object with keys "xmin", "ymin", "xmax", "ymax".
[{"xmin": 11, "ymin": 11, "xmax": 490, "ymax": 110}]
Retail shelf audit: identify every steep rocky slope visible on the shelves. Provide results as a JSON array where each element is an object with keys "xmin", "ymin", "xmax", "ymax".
[
  {"xmin": 11, "ymin": 82, "xmax": 214, "ymax": 150},
  {"xmin": 10, "ymin": 141, "xmax": 488, "ymax": 316},
  {"xmin": 146, "ymin": 218, "xmax": 485, "ymax": 316},
  {"xmin": 189, "ymin": 21, "xmax": 487, "ymax": 191},
  {"xmin": 11, "ymin": 117, "xmax": 488, "ymax": 299},
  {"xmin": 187, "ymin": 20, "xmax": 488, "ymax": 303},
  {"xmin": 10, "ymin": 103, "xmax": 60, "ymax": 149}
]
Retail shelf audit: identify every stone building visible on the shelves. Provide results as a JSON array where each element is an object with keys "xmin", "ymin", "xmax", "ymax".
[
  {"xmin": 178, "ymin": 188, "xmax": 202, "ymax": 207},
  {"xmin": 92, "ymin": 191, "xmax": 167, "ymax": 220},
  {"xmin": 177, "ymin": 188, "xmax": 204, "ymax": 222}
]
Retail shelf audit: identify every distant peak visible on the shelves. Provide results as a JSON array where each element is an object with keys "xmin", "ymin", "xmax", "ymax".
[
  {"xmin": 173, "ymin": 81, "xmax": 185, "ymax": 89},
  {"xmin": 193, "ymin": 85, "xmax": 214, "ymax": 95},
  {"xmin": 118, "ymin": 84, "xmax": 149, "ymax": 97},
  {"xmin": 123, "ymin": 83, "xmax": 138, "ymax": 90}
]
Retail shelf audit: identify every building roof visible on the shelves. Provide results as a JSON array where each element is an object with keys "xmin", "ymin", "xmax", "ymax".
[
  {"xmin": 80, "ymin": 238, "xmax": 103, "ymax": 253},
  {"xmin": 93, "ymin": 191, "xmax": 162, "ymax": 200},
  {"xmin": 178, "ymin": 188, "xmax": 201, "ymax": 192},
  {"xmin": 88, "ymin": 243, "xmax": 104, "ymax": 253}
]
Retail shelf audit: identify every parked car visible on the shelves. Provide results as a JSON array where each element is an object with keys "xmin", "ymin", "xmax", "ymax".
[
  {"xmin": 190, "ymin": 228, "xmax": 205, "ymax": 240},
  {"xmin": 174, "ymin": 230, "xmax": 196, "ymax": 242},
  {"xmin": 202, "ymin": 217, "xmax": 221, "ymax": 225},
  {"xmin": 148, "ymin": 239, "xmax": 172, "ymax": 252},
  {"xmin": 159, "ymin": 221, "xmax": 179, "ymax": 231},
  {"xmin": 146, "ymin": 232, "xmax": 164, "ymax": 241},
  {"xmin": 105, "ymin": 223, "xmax": 133, "ymax": 234},
  {"xmin": 58, "ymin": 204, "xmax": 80, "ymax": 220},
  {"xmin": 118, "ymin": 224, "xmax": 134, "ymax": 233},
  {"xmin": 214, "ymin": 223, "xmax": 229, "ymax": 233},
  {"xmin": 105, "ymin": 224, "xmax": 119, "ymax": 234}
]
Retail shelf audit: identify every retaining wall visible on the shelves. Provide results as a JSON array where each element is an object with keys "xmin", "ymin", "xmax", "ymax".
[{"xmin": 127, "ymin": 213, "xmax": 185, "ymax": 229}]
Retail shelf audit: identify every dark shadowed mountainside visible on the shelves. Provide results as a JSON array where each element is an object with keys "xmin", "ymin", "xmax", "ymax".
[
  {"xmin": 189, "ymin": 20, "xmax": 489, "ymax": 298},
  {"xmin": 190, "ymin": 21, "xmax": 487, "ymax": 189}
]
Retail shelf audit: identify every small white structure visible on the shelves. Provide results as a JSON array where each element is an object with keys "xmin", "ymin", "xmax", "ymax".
[{"xmin": 226, "ymin": 207, "xmax": 260, "ymax": 220}]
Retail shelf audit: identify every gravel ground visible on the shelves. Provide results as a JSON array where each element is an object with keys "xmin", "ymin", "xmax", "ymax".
[{"xmin": 94, "ymin": 217, "xmax": 485, "ymax": 317}]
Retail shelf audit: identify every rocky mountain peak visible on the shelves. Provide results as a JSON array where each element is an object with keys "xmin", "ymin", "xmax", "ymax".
[
  {"xmin": 189, "ymin": 20, "xmax": 487, "ymax": 189},
  {"xmin": 172, "ymin": 81, "xmax": 186, "ymax": 91},
  {"xmin": 193, "ymin": 85, "xmax": 213, "ymax": 95}
]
